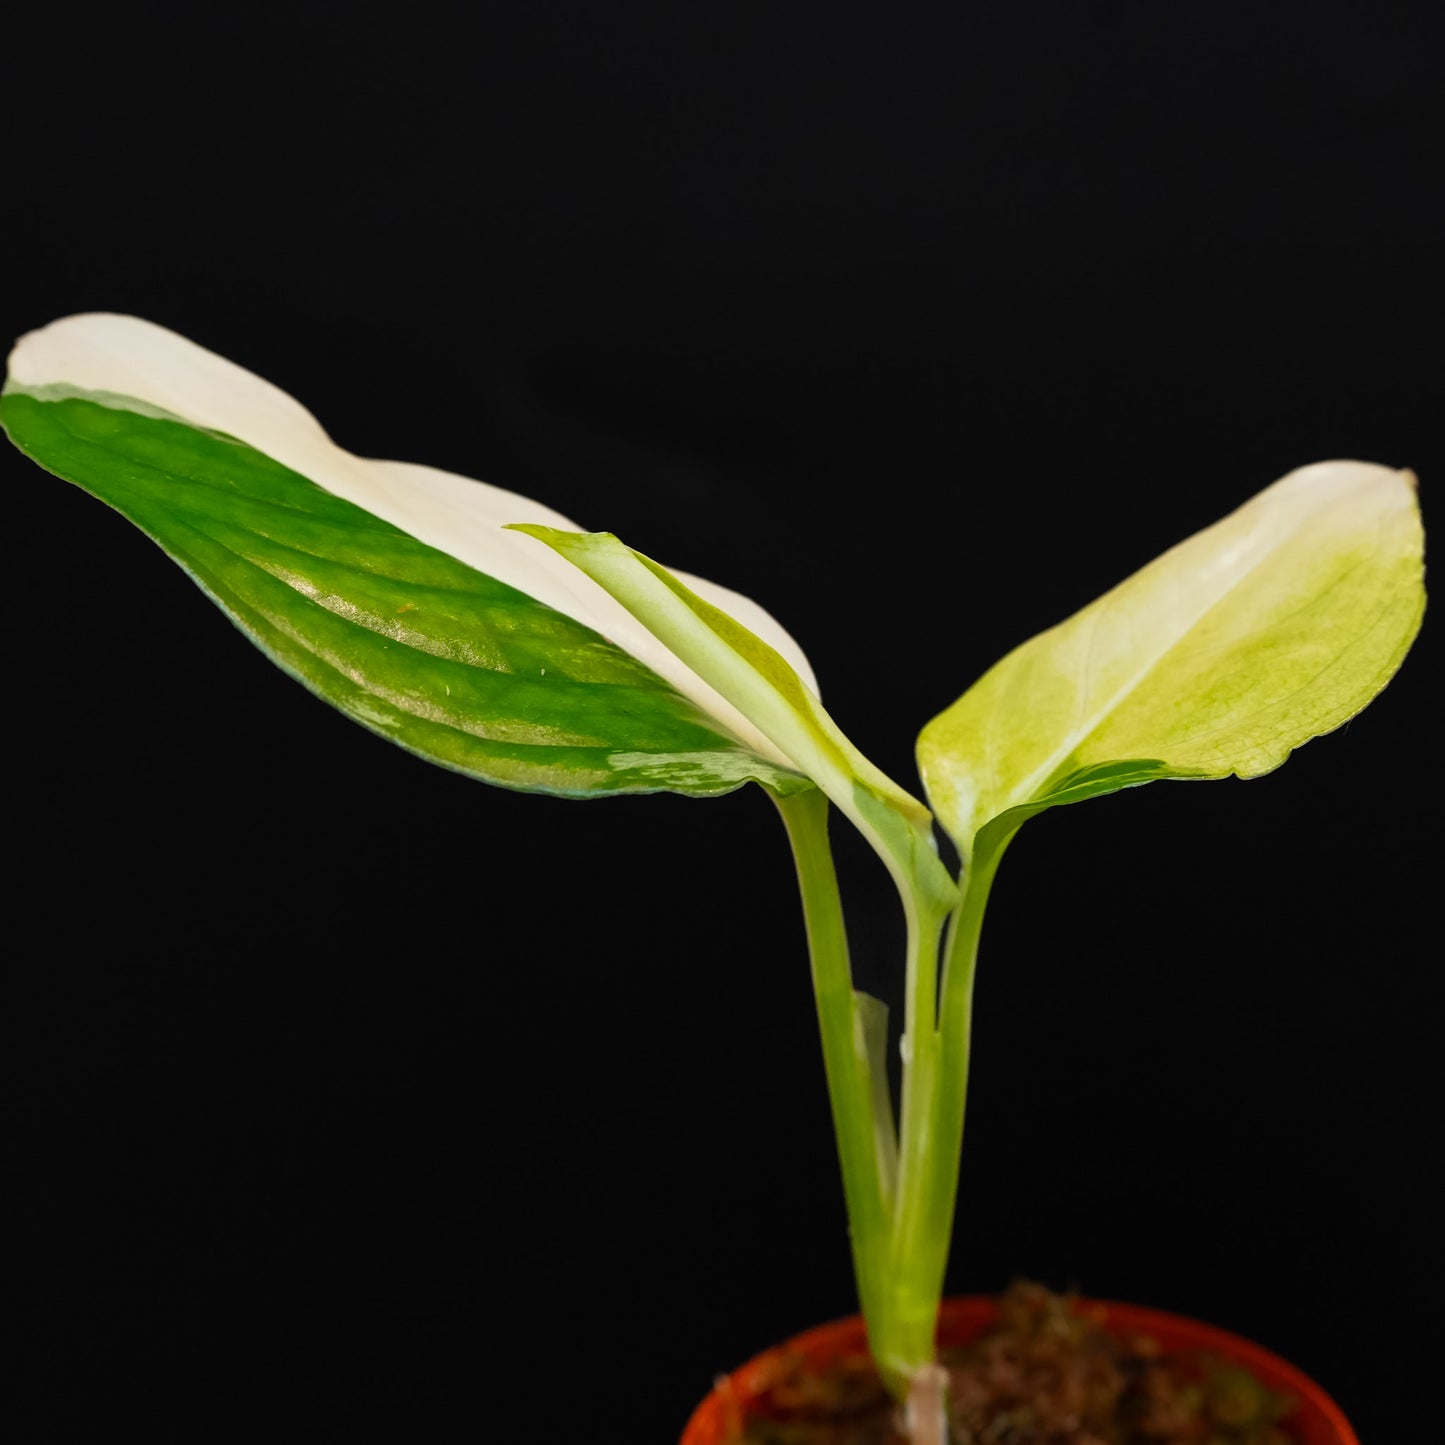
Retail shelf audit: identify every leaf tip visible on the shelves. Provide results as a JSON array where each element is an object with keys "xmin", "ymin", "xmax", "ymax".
[{"xmin": 505, "ymin": 522, "xmax": 607, "ymax": 549}]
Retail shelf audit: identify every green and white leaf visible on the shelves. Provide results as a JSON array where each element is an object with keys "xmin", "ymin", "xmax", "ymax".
[
  {"xmin": 2, "ymin": 312, "xmax": 824, "ymax": 799},
  {"xmin": 918, "ymin": 461, "xmax": 1426, "ymax": 860},
  {"xmin": 514, "ymin": 524, "xmax": 957, "ymax": 913}
]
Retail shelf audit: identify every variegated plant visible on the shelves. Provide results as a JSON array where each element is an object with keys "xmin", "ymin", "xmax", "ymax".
[{"xmin": 3, "ymin": 314, "xmax": 1425, "ymax": 1428}]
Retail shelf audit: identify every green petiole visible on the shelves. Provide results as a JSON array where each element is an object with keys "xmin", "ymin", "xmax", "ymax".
[{"xmin": 776, "ymin": 786, "xmax": 977, "ymax": 1398}]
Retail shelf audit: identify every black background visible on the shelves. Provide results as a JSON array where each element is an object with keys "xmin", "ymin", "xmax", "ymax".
[{"xmin": 3, "ymin": 4, "xmax": 1440, "ymax": 1442}]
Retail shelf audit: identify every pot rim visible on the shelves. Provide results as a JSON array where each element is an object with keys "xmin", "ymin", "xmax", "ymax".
[{"xmin": 680, "ymin": 1293, "xmax": 1359, "ymax": 1445}]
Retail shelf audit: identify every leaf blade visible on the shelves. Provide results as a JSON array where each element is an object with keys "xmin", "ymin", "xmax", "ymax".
[
  {"xmin": 918, "ymin": 461, "xmax": 1425, "ymax": 856},
  {"xmin": 7, "ymin": 312, "xmax": 822, "ymax": 773},
  {"xmin": 3, "ymin": 388, "xmax": 809, "ymax": 799}
]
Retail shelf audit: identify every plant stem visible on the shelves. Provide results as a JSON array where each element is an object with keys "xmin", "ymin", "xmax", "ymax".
[
  {"xmin": 776, "ymin": 791, "xmax": 1011, "ymax": 1414},
  {"xmin": 876, "ymin": 864, "xmax": 953, "ymax": 1389},
  {"xmin": 920, "ymin": 830, "xmax": 1015, "ymax": 1310},
  {"xmin": 870, "ymin": 828, "xmax": 1011, "ymax": 1394},
  {"xmin": 774, "ymin": 788, "xmax": 893, "ymax": 1333}
]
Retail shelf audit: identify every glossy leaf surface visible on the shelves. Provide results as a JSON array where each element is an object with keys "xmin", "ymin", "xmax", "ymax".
[
  {"xmin": 2, "ymin": 387, "xmax": 809, "ymax": 799},
  {"xmin": 918, "ymin": 461, "xmax": 1425, "ymax": 858}
]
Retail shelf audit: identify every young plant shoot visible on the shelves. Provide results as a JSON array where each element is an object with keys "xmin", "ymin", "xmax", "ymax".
[{"xmin": 3, "ymin": 314, "xmax": 1425, "ymax": 1434}]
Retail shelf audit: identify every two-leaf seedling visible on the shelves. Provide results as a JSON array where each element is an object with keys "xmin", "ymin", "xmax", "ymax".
[{"xmin": 3, "ymin": 312, "xmax": 1424, "ymax": 1421}]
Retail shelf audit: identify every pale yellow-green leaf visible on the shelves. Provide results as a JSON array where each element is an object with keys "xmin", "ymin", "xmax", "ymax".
[{"xmin": 918, "ymin": 460, "xmax": 1425, "ymax": 858}]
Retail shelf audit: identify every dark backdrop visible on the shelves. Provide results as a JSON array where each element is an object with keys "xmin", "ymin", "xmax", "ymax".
[{"xmin": 3, "ymin": 4, "xmax": 1440, "ymax": 1442}]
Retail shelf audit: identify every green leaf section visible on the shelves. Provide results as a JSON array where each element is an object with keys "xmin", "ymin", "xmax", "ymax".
[
  {"xmin": 2, "ymin": 389, "xmax": 810, "ymax": 799},
  {"xmin": 918, "ymin": 464, "xmax": 1426, "ymax": 859}
]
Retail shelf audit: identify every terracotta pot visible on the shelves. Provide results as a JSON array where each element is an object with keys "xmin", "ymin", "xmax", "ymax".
[{"xmin": 680, "ymin": 1295, "xmax": 1357, "ymax": 1445}]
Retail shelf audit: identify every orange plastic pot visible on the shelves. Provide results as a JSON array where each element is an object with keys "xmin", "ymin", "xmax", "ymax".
[{"xmin": 680, "ymin": 1296, "xmax": 1358, "ymax": 1445}]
